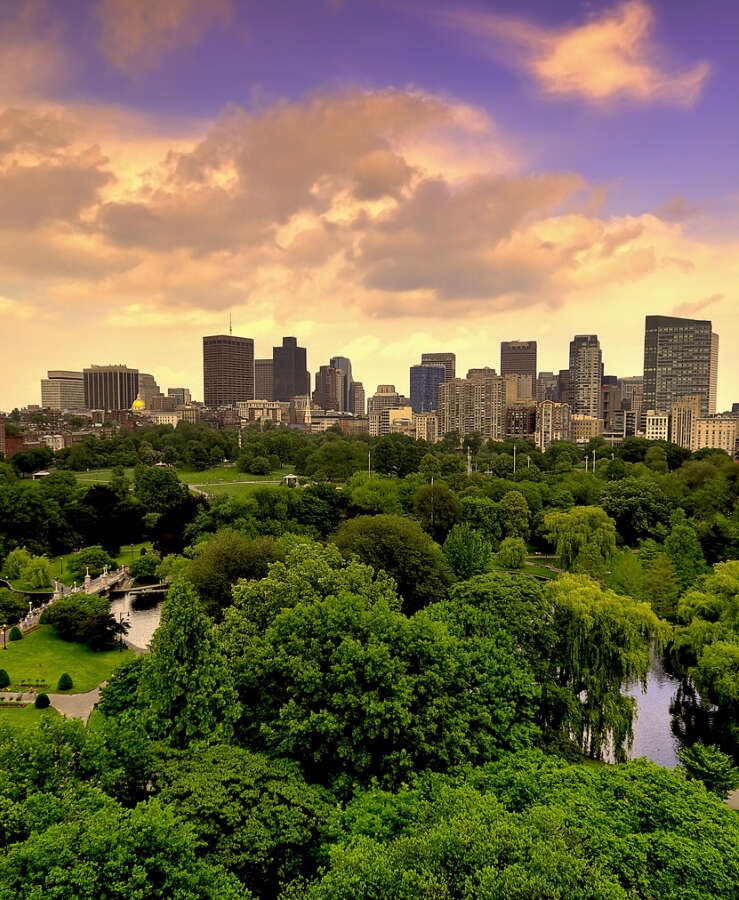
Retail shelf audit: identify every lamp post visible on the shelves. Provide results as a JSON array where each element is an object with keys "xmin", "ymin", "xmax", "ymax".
[
  {"xmin": 1, "ymin": 624, "xmax": 7, "ymax": 651},
  {"xmin": 117, "ymin": 610, "xmax": 130, "ymax": 651}
]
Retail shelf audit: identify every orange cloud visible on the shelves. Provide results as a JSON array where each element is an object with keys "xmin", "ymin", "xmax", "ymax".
[
  {"xmin": 445, "ymin": 1, "xmax": 710, "ymax": 106},
  {"xmin": 95, "ymin": 0, "xmax": 232, "ymax": 75}
]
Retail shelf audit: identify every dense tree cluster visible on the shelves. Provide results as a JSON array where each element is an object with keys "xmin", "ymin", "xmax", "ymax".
[{"xmin": 1, "ymin": 425, "xmax": 738, "ymax": 896}]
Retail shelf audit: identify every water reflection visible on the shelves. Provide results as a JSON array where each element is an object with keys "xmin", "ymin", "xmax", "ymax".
[
  {"xmin": 624, "ymin": 652, "xmax": 682, "ymax": 768},
  {"xmin": 109, "ymin": 592, "xmax": 164, "ymax": 652}
]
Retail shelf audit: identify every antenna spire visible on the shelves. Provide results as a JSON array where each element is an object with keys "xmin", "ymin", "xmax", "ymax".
[{"xmin": 229, "ymin": 313, "xmax": 232, "ymax": 335}]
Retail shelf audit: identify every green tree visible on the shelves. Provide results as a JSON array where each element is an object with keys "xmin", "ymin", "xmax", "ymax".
[
  {"xmin": 142, "ymin": 579, "xmax": 238, "ymax": 748},
  {"xmin": 679, "ymin": 742, "xmax": 739, "ymax": 798},
  {"xmin": 186, "ymin": 530, "xmax": 283, "ymax": 619},
  {"xmin": 2, "ymin": 546, "xmax": 32, "ymax": 580},
  {"xmin": 334, "ymin": 515, "xmax": 454, "ymax": 614},
  {"xmin": 443, "ymin": 522, "xmax": 491, "ymax": 579},
  {"xmin": 543, "ymin": 574, "xmax": 669, "ymax": 760},
  {"xmin": 460, "ymin": 494, "xmax": 503, "ymax": 545},
  {"xmin": 412, "ymin": 481, "xmax": 461, "ymax": 543},
  {"xmin": 345, "ymin": 472, "xmax": 402, "ymax": 515},
  {"xmin": 21, "ymin": 554, "xmax": 53, "ymax": 589},
  {"xmin": 134, "ymin": 464, "xmax": 188, "ymax": 512},
  {"xmin": 500, "ymin": 490, "xmax": 530, "ymax": 540},
  {"xmin": 497, "ymin": 536, "xmax": 527, "ymax": 569},
  {"xmin": 68, "ymin": 545, "xmax": 116, "ymax": 581},
  {"xmin": 600, "ymin": 477, "xmax": 674, "ymax": 544},
  {"xmin": 543, "ymin": 506, "xmax": 617, "ymax": 579},
  {"xmin": 0, "ymin": 588, "xmax": 29, "ymax": 625},
  {"xmin": 664, "ymin": 520, "xmax": 707, "ymax": 590},
  {"xmin": 153, "ymin": 744, "xmax": 331, "ymax": 896}
]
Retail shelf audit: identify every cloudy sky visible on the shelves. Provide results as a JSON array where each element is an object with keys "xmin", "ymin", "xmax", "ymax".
[{"xmin": 1, "ymin": 0, "xmax": 737, "ymax": 411}]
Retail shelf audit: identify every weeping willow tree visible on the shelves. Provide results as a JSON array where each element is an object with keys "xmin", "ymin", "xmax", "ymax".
[{"xmin": 542, "ymin": 574, "xmax": 670, "ymax": 761}]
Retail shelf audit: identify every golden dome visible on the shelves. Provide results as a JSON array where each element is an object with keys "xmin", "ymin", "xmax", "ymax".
[{"xmin": 131, "ymin": 393, "xmax": 146, "ymax": 410}]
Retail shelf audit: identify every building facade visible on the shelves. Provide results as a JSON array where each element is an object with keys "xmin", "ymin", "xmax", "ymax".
[
  {"xmin": 409, "ymin": 364, "xmax": 446, "ymax": 413},
  {"xmin": 313, "ymin": 365, "xmax": 345, "ymax": 411},
  {"xmin": 535, "ymin": 400, "xmax": 572, "ymax": 451},
  {"xmin": 254, "ymin": 359, "xmax": 274, "ymax": 401},
  {"xmin": 569, "ymin": 334, "xmax": 603, "ymax": 420},
  {"xmin": 642, "ymin": 315, "xmax": 718, "ymax": 418},
  {"xmin": 500, "ymin": 340, "xmax": 537, "ymax": 379},
  {"xmin": 203, "ymin": 334, "xmax": 254, "ymax": 408},
  {"xmin": 420, "ymin": 352, "xmax": 456, "ymax": 382},
  {"xmin": 273, "ymin": 337, "xmax": 310, "ymax": 402},
  {"xmin": 83, "ymin": 365, "xmax": 139, "ymax": 411},
  {"xmin": 41, "ymin": 370, "xmax": 85, "ymax": 411}
]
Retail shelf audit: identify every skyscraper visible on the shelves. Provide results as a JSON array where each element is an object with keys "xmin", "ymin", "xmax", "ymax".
[
  {"xmin": 568, "ymin": 335, "xmax": 603, "ymax": 419},
  {"xmin": 642, "ymin": 315, "xmax": 718, "ymax": 417},
  {"xmin": 273, "ymin": 337, "xmax": 310, "ymax": 402},
  {"xmin": 254, "ymin": 359, "xmax": 274, "ymax": 401},
  {"xmin": 41, "ymin": 370, "xmax": 85, "ymax": 410},
  {"xmin": 314, "ymin": 365, "xmax": 345, "ymax": 411},
  {"xmin": 420, "ymin": 352, "xmax": 455, "ymax": 382},
  {"xmin": 84, "ymin": 365, "xmax": 139, "ymax": 411},
  {"xmin": 409, "ymin": 364, "xmax": 446, "ymax": 413},
  {"xmin": 329, "ymin": 356, "xmax": 354, "ymax": 411},
  {"xmin": 500, "ymin": 340, "xmax": 537, "ymax": 379},
  {"xmin": 202, "ymin": 334, "xmax": 254, "ymax": 408}
]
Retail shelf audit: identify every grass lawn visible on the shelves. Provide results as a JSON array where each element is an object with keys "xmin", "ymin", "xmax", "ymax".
[
  {"xmin": 1, "ymin": 626, "xmax": 134, "ymax": 693},
  {"xmin": 0, "ymin": 705, "xmax": 60, "ymax": 735},
  {"xmin": 185, "ymin": 466, "xmax": 294, "ymax": 500},
  {"xmin": 73, "ymin": 467, "xmax": 136, "ymax": 484}
]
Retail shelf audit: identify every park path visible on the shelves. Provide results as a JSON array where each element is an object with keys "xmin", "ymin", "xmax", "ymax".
[{"xmin": 47, "ymin": 687, "xmax": 102, "ymax": 724}]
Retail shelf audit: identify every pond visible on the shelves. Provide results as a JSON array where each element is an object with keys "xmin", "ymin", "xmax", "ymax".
[
  {"xmin": 109, "ymin": 592, "xmax": 165, "ymax": 652},
  {"xmin": 625, "ymin": 651, "xmax": 682, "ymax": 768}
]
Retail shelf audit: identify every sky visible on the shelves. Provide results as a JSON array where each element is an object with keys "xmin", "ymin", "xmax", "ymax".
[{"xmin": 1, "ymin": 0, "xmax": 738, "ymax": 412}]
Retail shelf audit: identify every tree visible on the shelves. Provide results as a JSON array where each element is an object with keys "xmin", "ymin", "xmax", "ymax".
[
  {"xmin": 186, "ymin": 530, "xmax": 283, "ymax": 619},
  {"xmin": 134, "ymin": 464, "xmax": 188, "ymax": 512},
  {"xmin": 2, "ymin": 546, "xmax": 32, "ymax": 580},
  {"xmin": 412, "ymin": 481, "xmax": 461, "ymax": 543},
  {"xmin": 334, "ymin": 515, "xmax": 454, "ymax": 614},
  {"xmin": 679, "ymin": 742, "xmax": 739, "ymax": 798},
  {"xmin": 443, "ymin": 523, "xmax": 491, "ymax": 579},
  {"xmin": 0, "ymin": 669, "xmax": 9, "ymax": 688},
  {"xmin": 128, "ymin": 552, "xmax": 159, "ymax": 583},
  {"xmin": 543, "ymin": 506, "xmax": 617, "ymax": 579},
  {"xmin": 600, "ymin": 477, "xmax": 674, "ymax": 545},
  {"xmin": 153, "ymin": 744, "xmax": 331, "ymax": 896},
  {"xmin": 228, "ymin": 552, "xmax": 538, "ymax": 795},
  {"xmin": 142, "ymin": 579, "xmax": 238, "ymax": 748},
  {"xmin": 500, "ymin": 490, "xmax": 530, "ymax": 540},
  {"xmin": 0, "ymin": 800, "xmax": 250, "ymax": 899},
  {"xmin": 21, "ymin": 555, "xmax": 53, "ymax": 589},
  {"xmin": 460, "ymin": 495, "xmax": 503, "ymax": 545},
  {"xmin": 497, "ymin": 536, "xmax": 527, "ymax": 569},
  {"xmin": 664, "ymin": 520, "xmax": 707, "ymax": 590},
  {"xmin": 543, "ymin": 574, "xmax": 669, "ymax": 760},
  {"xmin": 0, "ymin": 588, "xmax": 29, "ymax": 625},
  {"xmin": 68, "ymin": 546, "xmax": 117, "ymax": 581}
]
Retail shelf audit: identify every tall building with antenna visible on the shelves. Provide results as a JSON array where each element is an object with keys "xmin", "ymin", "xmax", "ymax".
[{"xmin": 202, "ymin": 324, "xmax": 254, "ymax": 407}]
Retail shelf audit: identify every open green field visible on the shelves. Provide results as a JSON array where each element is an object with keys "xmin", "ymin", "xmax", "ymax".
[
  {"xmin": 185, "ymin": 466, "xmax": 294, "ymax": 499},
  {"xmin": 0, "ymin": 626, "xmax": 134, "ymax": 693},
  {"xmin": 73, "ymin": 467, "xmax": 136, "ymax": 484},
  {"xmin": 0, "ymin": 705, "xmax": 59, "ymax": 735}
]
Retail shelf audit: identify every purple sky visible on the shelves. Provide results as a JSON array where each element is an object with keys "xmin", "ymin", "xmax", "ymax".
[{"xmin": 0, "ymin": 0, "xmax": 737, "ymax": 410}]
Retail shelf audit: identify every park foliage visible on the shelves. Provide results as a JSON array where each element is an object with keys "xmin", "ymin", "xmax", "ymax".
[{"xmin": 0, "ymin": 424, "xmax": 738, "ymax": 896}]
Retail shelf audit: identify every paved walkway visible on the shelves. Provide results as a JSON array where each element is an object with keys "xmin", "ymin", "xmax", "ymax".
[{"xmin": 13, "ymin": 686, "xmax": 103, "ymax": 724}]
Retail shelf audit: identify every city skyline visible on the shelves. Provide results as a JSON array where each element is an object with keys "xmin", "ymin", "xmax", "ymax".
[{"xmin": 0, "ymin": 0, "xmax": 738, "ymax": 412}]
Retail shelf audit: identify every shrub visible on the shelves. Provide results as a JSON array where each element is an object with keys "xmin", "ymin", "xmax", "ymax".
[
  {"xmin": 57, "ymin": 672, "xmax": 73, "ymax": 691},
  {"xmin": 9, "ymin": 626, "xmax": 22, "ymax": 641},
  {"xmin": 0, "ymin": 669, "xmax": 10, "ymax": 689},
  {"xmin": 34, "ymin": 692, "xmax": 50, "ymax": 709}
]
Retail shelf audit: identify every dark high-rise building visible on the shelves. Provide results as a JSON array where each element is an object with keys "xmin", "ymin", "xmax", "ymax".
[
  {"xmin": 202, "ymin": 334, "xmax": 254, "ymax": 408},
  {"xmin": 569, "ymin": 335, "xmax": 603, "ymax": 419},
  {"xmin": 329, "ymin": 356, "xmax": 354, "ymax": 411},
  {"xmin": 642, "ymin": 315, "xmax": 718, "ymax": 417},
  {"xmin": 83, "ymin": 365, "xmax": 138, "ymax": 411},
  {"xmin": 273, "ymin": 337, "xmax": 310, "ymax": 402},
  {"xmin": 410, "ymin": 364, "xmax": 446, "ymax": 413},
  {"xmin": 500, "ymin": 340, "xmax": 537, "ymax": 379},
  {"xmin": 314, "ymin": 365, "xmax": 345, "ymax": 411},
  {"xmin": 349, "ymin": 381, "xmax": 365, "ymax": 416},
  {"xmin": 420, "ymin": 352, "xmax": 455, "ymax": 382},
  {"xmin": 254, "ymin": 359, "xmax": 274, "ymax": 401}
]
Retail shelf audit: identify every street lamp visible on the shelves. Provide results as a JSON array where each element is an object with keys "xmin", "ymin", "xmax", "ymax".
[
  {"xmin": 118, "ymin": 610, "xmax": 130, "ymax": 651},
  {"xmin": 1, "ymin": 624, "xmax": 7, "ymax": 651}
]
